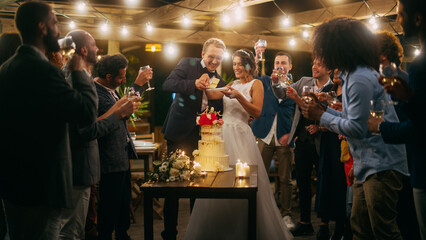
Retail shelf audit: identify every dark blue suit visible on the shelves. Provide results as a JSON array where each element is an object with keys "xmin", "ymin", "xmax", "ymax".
[
  {"xmin": 95, "ymin": 82, "xmax": 138, "ymax": 239},
  {"xmin": 251, "ymin": 75, "xmax": 294, "ymax": 145}
]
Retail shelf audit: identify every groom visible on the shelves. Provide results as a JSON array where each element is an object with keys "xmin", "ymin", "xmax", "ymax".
[{"xmin": 161, "ymin": 38, "xmax": 227, "ymax": 240}]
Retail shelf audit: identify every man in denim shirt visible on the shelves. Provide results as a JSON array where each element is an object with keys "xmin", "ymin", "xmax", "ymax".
[{"xmin": 301, "ymin": 17, "xmax": 409, "ymax": 239}]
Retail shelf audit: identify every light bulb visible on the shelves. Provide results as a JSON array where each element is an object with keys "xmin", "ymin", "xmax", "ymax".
[
  {"xmin": 146, "ymin": 22, "xmax": 153, "ymax": 33},
  {"xmin": 69, "ymin": 21, "xmax": 76, "ymax": 29},
  {"xmin": 121, "ymin": 26, "xmax": 129, "ymax": 35}
]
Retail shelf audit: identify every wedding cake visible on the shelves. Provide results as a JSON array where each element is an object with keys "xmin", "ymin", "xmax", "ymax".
[{"xmin": 193, "ymin": 108, "xmax": 229, "ymax": 172}]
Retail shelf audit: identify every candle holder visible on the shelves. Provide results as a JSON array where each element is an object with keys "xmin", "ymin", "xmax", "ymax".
[
  {"xmin": 235, "ymin": 160, "xmax": 250, "ymax": 179},
  {"xmin": 200, "ymin": 171, "xmax": 207, "ymax": 178}
]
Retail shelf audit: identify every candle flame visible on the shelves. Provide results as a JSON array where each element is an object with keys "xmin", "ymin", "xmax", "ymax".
[{"xmin": 182, "ymin": 151, "xmax": 185, "ymax": 156}]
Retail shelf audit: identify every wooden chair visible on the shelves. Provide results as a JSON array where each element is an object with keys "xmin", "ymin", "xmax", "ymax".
[{"xmin": 136, "ymin": 132, "xmax": 155, "ymax": 142}]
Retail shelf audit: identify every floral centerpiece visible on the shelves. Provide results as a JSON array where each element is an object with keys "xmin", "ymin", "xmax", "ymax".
[
  {"xmin": 147, "ymin": 149, "xmax": 197, "ymax": 182},
  {"xmin": 196, "ymin": 107, "xmax": 224, "ymax": 126}
]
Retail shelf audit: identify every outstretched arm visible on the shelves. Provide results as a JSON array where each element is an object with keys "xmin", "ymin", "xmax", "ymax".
[{"xmin": 222, "ymin": 80, "xmax": 264, "ymax": 118}]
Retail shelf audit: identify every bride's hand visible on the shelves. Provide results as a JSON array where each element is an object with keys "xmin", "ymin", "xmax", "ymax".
[{"xmin": 221, "ymin": 86, "xmax": 240, "ymax": 99}]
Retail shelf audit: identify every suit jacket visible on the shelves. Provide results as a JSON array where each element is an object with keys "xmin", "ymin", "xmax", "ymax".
[
  {"xmin": 65, "ymin": 68, "xmax": 121, "ymax": 186},
  {"xmin": 251, "ymin": 75, "xmax": 295, "ymax": 146},
  {"xmin": 287, "ymin": 77, "xmax": 332, "ymax": 154},
  {"xmin": 95, "ymin": 82, "xmax": 138, "ymax": 174},
  {"xmin": 162, "ymin": 57, "xmax": 226, "ymax": 142},
  {"xmin": 0, "ymin": 45, "xmax": 97, "ymax": 208}
]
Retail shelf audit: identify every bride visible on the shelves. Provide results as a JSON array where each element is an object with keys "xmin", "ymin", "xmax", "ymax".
[{"xmin": 185, "ymin": 49, "xmax": 293, "ymax": 240}]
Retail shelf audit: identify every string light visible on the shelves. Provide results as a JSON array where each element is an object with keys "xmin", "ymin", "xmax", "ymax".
[
  {"xmin": 302, "ymin": 30, "xmax": 309, "ymax": 39},
  {"xmin": 369, "ymin": 15, "xmax": 376, "ymax": 25},
  {"xmin": 234, "ymin": 7, "xmax": 245, "ymax": 21},
  {"xmin": 76, "ymin": 1, "xmax": 87, "ymax": 12},
  {"xmin": 182, "ymin": 14, "xmax": 191, "ymax": 27},
  {"xmin": 100, "ymin": 22, "xmax": 109, "ymax": 33},
  {"xmin": 281, "ymin": 16, "xmax": 290, "ymax": 27},
  {"xmin": 223, "ymin": 51, "xmax": 230, "ymax": 60},
  {"xmin": 125, "ymin": 0, "xmax": 139, "ymax": 6},
  {"xmin": 289, "ymin": 38, "xmax": 296, "ymax": 46},
  {"xmin": 221, "ymin": 13, "xmax": 231, "ymax": 26},
  {"xmin": 414, "ymin": 48, "xmax": 421, "ymax": 56},
  {"xmin": 121, "ymin": 26, "xmax": 129, "ymax": 36},
  {"xmin": 69, "ymin": 21, "xmax": 76, "ymax": 29},
  {"xmin": 165, "ymin": 43, "xmax": 177, "ymax": 57},
  {"xmin": 146, "ymin": 22, "xmax": 153, "ymax": 33}
]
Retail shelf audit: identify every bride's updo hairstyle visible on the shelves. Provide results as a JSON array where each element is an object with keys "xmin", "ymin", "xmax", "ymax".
[{"xmin": 232, "ymin": 49, "xmax": 258, "ymax": 77}]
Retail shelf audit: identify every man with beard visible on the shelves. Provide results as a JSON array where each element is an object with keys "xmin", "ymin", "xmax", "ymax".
[
  {"xmin": 44, "ymin": 30, "xmax": 140, "ymax": 239},
  {"xmin": 0, "ymin": 2, "xmax": 97, "ymax": 239},
  {"xmin": 368, "ymin": 1, "xmax": 426, "ymax": 238},
  {"xmin": 95, "ymin": 53, "xmax": 152, "ymax": 240}
]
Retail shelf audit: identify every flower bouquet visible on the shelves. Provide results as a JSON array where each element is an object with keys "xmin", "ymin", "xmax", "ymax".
[
  {"xmin": 196, "ymin": 107, "xmax": 224, "ymax": 126},
  {"xmin": 147, "ymin": 149, "xmax": 196, "ymax": 182}
]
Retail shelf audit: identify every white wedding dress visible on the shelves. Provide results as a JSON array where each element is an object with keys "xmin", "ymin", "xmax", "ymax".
[{"xmin": 185, "ymin": 79, "xmax": 293, "ymax": 240}]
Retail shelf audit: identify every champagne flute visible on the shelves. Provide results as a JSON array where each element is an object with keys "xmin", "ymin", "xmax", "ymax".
[
  {"xmin": 58, "ymin": 36, "xmax": 76, "ymax": 57},
  {"xmin": 370, "ymin": 99, "xmax": 386, "ymax": 135},
  {"xmin": 379, "ymin": 62, "xmax": 398, "ymax": 105},
  {"xmin": 302, "ymin": 86, "xmax": 314, "ymax": 103},
  {"xmin": 327, "ymin": 91, "xmax": 339, "ymax": 105},
  {"xmin": 141, "ymin": 65, "xmax": 154, "ymax": 91},
  {"xmin": 254, "ymin": 39, "xmax": 267, "ymax": 61}
]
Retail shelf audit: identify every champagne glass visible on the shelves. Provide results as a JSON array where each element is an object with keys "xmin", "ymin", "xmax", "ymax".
[
  {"xmin": 327, "ymin": 91, "xmax": 339, "ymax": 105},
  {"xmin": 302, "ymin": 86, "xmax": 314, "ymax": 103},
  {"xmin": 254, "ymin": 39, "xmax": 267, "ymax": 61},
  {"xmin": 141, "ymin": 65, "xmax": 154, "ymax": 91},
  {"xmin": 370, "ymin": 99, "xmax": 386, "ymax": 135},
  {"xmin": 58, "ymin": 36, "xmax": 76, "ymax": 57},
  {"xmin": 379, "ymin": 62, "xmax": 397, "ymax": 105}
]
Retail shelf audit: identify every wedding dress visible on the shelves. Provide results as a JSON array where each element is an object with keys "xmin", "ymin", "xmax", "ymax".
[{"xmin": 185, "ymin": 79, "xmax": 293, "ymax": 240}]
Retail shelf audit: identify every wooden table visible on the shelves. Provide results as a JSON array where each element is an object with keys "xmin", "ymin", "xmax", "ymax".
[
  {"xmin": 135, "ymin": 142, "xmax": 162, "ymax": 177},
  {"xmin": 141, "ymin": 165, "xmax": 258, "ymax": 240}
]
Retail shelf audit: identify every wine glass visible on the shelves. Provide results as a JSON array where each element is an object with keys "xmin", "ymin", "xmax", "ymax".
[
  {"xmin": 302, "ymin": 86, "xmax": 314, "ymax": 103},
  {"xmin": 254, "ymin": 39, "xmax": 267, "ymax": 61},
  {"xmin": 370, "ymin": 99, "xmax": 386, "ymax": 135},
  {"xmin": 141, "ymin": 65, "xmax": 154, "ymax": 91},
  {"xmin": 379, "ymin": 62, "xmax": 397, "ymax": 105}
]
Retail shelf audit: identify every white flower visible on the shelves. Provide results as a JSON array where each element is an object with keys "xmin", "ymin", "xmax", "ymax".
[
  {"xmin": 180, "ymin": 173, "xmax": 188, "ymax": 181},
  {"xmin": 212, "ymin": 120, "xmax": 218, "ymax": 125},
  {"xmin": 162, "ymin": 161, "xmax": 169, "ymax": 167},
  {"xmin": 215, "ymin": 162, "xmax": 224, "ymax": 172},
  {"xmin": 159, "ymin": 165, "xmax": 167, "ymax": 172},
  {"xmin": 172, "ymin": 160, "xmax": 185, "ymax": 169},
  {"xmin": 192, "ymin": 149, "xmax": 200, "ymax": 157},
  {"xmin": 169, "ymin": 176, "xmax": 176, "ymax": 182},
  {"xmin": 169, "ymin": 168, "xmax": 180, "ymax": 177},
  {"xmin": 196, "ymin": 116, "xmax": 200, "ymax": 124}
]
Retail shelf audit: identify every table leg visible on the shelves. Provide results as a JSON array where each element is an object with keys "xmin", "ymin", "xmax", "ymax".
[
  {"xmin": 144, "ymin": 192, "xmax": 154, "ymax": 240},
  {"xmin": 248, "ymin": 193, "xmax": 257, "ymax": 240}
]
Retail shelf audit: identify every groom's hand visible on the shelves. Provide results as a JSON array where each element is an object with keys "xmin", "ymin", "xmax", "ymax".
[{"xmin": 195, "ymin": 73, "xmax": 210, "ymax": 91}]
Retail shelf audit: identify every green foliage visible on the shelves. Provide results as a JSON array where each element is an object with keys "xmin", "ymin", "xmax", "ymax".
[{"xmin": 222, "ymin": 72, "xmax": 235, "ymax": 84}]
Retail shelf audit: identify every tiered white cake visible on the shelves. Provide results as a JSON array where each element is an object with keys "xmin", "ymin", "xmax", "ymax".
[{"xmin": 195, "ymin": 125, "xmax": 229, "ymax": 172}]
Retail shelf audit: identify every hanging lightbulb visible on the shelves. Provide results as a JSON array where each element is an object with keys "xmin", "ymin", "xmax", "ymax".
[
  {"xmin": 289, "ymin": 38, "xmax": 296, "ymax": 46},
  {"xmin": 121, "ymin": 26, "xmax": 129, "ymax": 36},
  {"xmin": 302, "ymin": 30, "xmax": 309, "ymax": 39},
  {"xmin": 146, "ymin": 22, "xmax": 153, "ymax": 33},
  {"xmin": 126, "ymin": 0, "xmax": 139, "ymax": 6},
  {"xmin": 234, "ymin": 7, "xmax": 245, "ymax": 21},
  {"xmin": 69, "ymin": 21, "xmax": 76, "ymax": 29},
  {"xmin": 182, "ymin": 14, "xmax": 191, "ymax": 27},
  {"xmin": 223, "ymin": 51, "xmax": 230, "ymax": 60},
  {"xmin": 414, "ymin": 48, "xmax": 421, "ymax": 56},
  {"xmin": 369, "ymin": 15, "xmax": 376, "ymax": 25},
  {"xmin": 100, "ymin": 22, "xmax": 109, "ymax": 33},
  {"xmin": 165, "ymin": 43, "xmax": 177, "ymax": 57},
  {"xmin": 221, "ymin": 13, "xmax": 231, "ymax": 26},
  {"xmin": 281, "ymin": 16, "xmax": 290, "ymax": 27},
  {"xmin": 76, "ymin": 1, "xmax": 87, "ymax": 12}
]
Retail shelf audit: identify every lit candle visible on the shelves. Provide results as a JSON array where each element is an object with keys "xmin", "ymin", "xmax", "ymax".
[
  {"xmin": 236, "ymin": 159, "xmax": 243, "ymax": 178},
  {"xmin": 243, "ymin": 163, "xmax": 250, "ymax": 178},
  {"xmin": 201, "ymin": 171, "xmax": 207, "ymax": 178},
  {"xmin": 193, "ymin": 161, "xmax": 202, "ymax": 175},
  {"xmin": 182, "ymin": 151, "xmax": 185, "ymax": 156}
]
